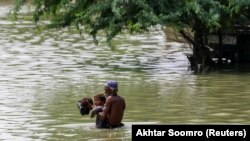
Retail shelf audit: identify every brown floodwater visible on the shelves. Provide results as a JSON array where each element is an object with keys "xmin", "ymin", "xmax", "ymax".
[{"xmin": 0, "ymin": 4, "xmax": 250, "ymax": 141}]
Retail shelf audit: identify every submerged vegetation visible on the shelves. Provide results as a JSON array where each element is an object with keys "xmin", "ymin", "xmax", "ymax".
[{"xmin": 12, "ymin": 0, "xmax": 250, "ymax": 72}]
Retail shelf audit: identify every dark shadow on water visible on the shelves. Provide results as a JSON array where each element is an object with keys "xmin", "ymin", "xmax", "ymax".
[{"xmin": 206, "ymin": 63, "xmax": 250, "ymax": 74}]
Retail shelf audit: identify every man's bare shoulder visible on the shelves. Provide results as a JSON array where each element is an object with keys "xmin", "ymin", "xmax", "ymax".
[
  {"xmin": 118, "ymin": 95, "xmax": 125, "ymax": 100},
  {"xmin": 106, "ymin": 95, "xmax": 125, "ymax": 103},
  {"xmin": 105, "ymin": 96, "xmax": 112, "ymax": 104}
]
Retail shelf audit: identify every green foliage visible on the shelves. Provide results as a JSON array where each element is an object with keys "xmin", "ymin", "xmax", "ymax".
[
  {"xmin": 12, "ymin": 0, "xmax": 27, "ymax": 19},
  {"xmin": 12, "ymin": 0, "xmax": 250, "ymax": 44}
]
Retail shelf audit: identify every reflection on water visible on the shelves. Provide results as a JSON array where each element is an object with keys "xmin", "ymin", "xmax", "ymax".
[{"xmin": 1, "ymin": 4, "xmax": 250, "ymax": 141}]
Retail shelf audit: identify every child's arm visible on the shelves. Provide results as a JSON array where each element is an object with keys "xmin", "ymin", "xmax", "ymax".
[{"xmin": 90, "ymin": 106, "xmax": 103, "ymax": 118}]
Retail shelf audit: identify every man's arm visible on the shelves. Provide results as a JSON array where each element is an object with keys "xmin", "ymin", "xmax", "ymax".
[{"xmin": 98, "ymin": 97, "xmax": 112, "ymax": 120}]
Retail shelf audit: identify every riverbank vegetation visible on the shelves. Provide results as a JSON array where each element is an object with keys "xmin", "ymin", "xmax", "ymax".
[{"xmin": 12, "ymin": 0, "xmax": 250, "ymax": 72}]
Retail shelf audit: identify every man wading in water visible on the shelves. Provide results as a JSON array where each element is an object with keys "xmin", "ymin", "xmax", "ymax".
[{"xmin": 98, "ymin": 80, "xmax": 126, "ymax": 128}]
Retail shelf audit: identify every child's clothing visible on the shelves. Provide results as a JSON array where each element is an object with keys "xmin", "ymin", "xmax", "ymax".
[{"xmin": 91, "ymin": 106, "xmax": 108, "ymax": 128}]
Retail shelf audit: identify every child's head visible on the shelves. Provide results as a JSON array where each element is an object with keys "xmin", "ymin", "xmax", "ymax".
[{"xmin": 93, "ymin": 93, "xmax": 106, "ymax": 106}]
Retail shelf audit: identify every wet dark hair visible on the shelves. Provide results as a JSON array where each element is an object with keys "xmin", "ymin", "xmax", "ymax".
[
  {"xmin": 76, "ymin": 97, "xmax": 93, "ymax": 115},
  {"xmin": 94, "ymin": 93, "xmax": 106, "ymax": 103}
]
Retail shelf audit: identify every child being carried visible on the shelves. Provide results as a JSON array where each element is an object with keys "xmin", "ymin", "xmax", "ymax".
[{"xmin": 90, "ymin": 93, "xmax": 107, "ymax": 128}]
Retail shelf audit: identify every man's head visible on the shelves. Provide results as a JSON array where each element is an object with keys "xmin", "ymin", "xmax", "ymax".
[{"xmin": 104, "ymin": 80, "xmax": 118, "ymax": 95}]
